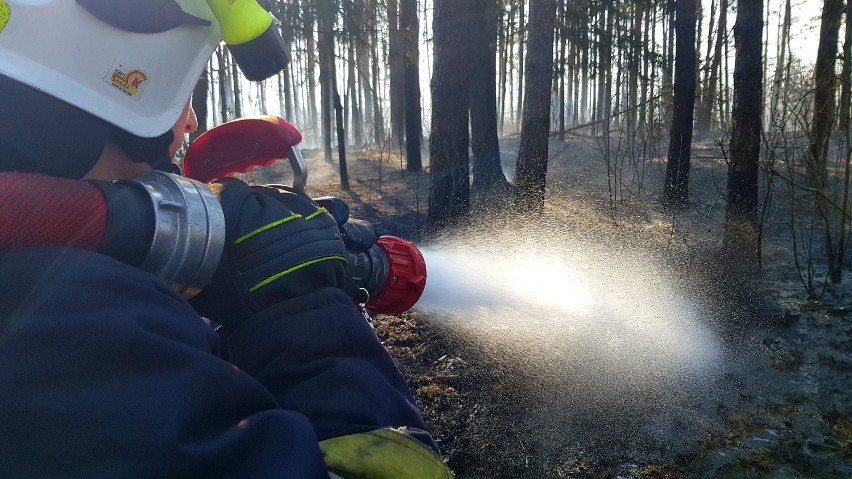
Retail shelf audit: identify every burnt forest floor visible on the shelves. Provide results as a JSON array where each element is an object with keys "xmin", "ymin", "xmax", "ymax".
[{"xmin": 244, "ymin": 132, "xmax": 851, "ymax": 479}]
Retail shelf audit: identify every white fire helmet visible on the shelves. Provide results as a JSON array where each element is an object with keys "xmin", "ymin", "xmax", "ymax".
[{"xmin": 0, "ymin": 0, "xmax": 221, "ymax": 138}]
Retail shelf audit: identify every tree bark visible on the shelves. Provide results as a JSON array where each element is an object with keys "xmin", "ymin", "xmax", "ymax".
[
  {"xmin": 724, "ymin": 0, "xmax": 763, "ymax": 263},
  {"xmin": 335, "ymin": 92, "xmax": 350, "ymax": 189},
  {"xmin": 368, "ymin": 0, "xmax": 385, "ymax": 146},
  {"xmin": 401, "ymin": 0, "xmax": 422, "ymax": 171},
  {"xmin": 516, "ymin": 0, "xmax": 526, "ymax": 124},
  {"xmin": 304, "ymin": 3, "xmax": 319, "ymax": 136},
  {"xmin": 514, "ymin": 0, "xmax": 557, "ymax": 211},
  {"xmin": 807, "ymin": 0, "xmax": 843, "ymax": 187},
  {"xmin": 190, "ymin": 67, "xmax": 209, "ymax": 143},
  {"xmin": 470, "ymin": 0, "xmax": 508, "ymax": 193},
  {"xmin": 428, "ymin": 0, "xmax": 471, "ymax": 228},
  {"xmin": 388, "ymin": 0, "xmax": 405, "ymax": 150},
  {"xmin": 662, "ymin": 0, "xmax": 698, "ymax": 207},
  {"xmin": 318, "ymin": 0, "xmax": 336, "ymax": 162},
  {"xmin": 696, "ymin": 0, "xmax": 726, "ymax": 131}
]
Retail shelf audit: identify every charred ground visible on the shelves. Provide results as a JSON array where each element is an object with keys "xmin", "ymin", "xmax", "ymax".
[{"xmin": 246, "ymin": 135, "xmax": 851, "ymax": 479}]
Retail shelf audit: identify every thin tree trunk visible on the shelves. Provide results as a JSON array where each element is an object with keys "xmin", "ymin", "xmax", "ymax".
[
  {"xmin": 231, "ymin": 61, "xmax": 242, "ymax": 118},
  {"xmin": 348, "ymin": 37, "xmax": 363, "ymax": 146},
  {"xmin": 217, "ymin": 48, "xmax": 231, "ymax": 122},
  {"xmin": 558, "ymin": 0, "xmax": 567, "ymax": 141},
  {"xmin": 335, "ymin": 93, "xmax": 350, "ymax": 189},
  {"xmin": 371, "ymin": 17, "xmax": 386, "ymax": 145}
]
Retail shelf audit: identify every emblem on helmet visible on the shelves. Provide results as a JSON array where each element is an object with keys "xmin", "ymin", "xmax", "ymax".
[{"xmin": 104, "ymin": 59, "xmax": 150, "ymax": 100}]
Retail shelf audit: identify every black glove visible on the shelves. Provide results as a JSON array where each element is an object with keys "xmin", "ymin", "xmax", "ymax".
[
  {"xmin": 314, "ymin": 196, "xmax": 383, "ymax": 252},
  {"xmin": 190, "ymin": 178, "xmax": 348, "ymax": 328}
]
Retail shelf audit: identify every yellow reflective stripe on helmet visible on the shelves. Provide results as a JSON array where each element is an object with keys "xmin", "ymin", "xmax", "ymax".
[
  {"xmin": 320, "ymin": 428, "xmax": 455, "ymax": 479},
  {"xmin": 249, "ymin": 256, "xmax": 347, "ymax": 292},
  {"xmin": 205, "ymin": 0, "xmax": 272, "ymax": 45},
  {"xmin": 234, "ymin": 214, "xmax": 301, "ymax": 244}
]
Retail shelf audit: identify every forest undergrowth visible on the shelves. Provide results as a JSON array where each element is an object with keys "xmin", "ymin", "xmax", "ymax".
[{"xmin": 248, "ymin": 133, "xmax": 851, "ymax": 478}]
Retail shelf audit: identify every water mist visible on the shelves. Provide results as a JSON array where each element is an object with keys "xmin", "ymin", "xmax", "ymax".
[{"xmin": 409, "ymin": 222, "xmax": 758, "ymax": 462}]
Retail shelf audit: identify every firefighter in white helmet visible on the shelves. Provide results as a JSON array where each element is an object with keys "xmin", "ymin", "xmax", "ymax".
[{"xmin": 0, "ymin": 1, "xmax": 452, "ymax": 477}]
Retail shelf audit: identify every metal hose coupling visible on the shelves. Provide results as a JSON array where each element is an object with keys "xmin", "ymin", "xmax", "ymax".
[{"xmin": 121, "ymin": 171, "xmax": 225, "ymax": 298}]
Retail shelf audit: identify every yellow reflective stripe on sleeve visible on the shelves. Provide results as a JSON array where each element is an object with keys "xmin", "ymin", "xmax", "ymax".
[
  {"xmin": 320, "ymin": 428, "xmax": 454, "ymax": 479},
  {"xmin": 305, "ymin": 207, "xmax": 328, "ymax": 220},
  {"xmin": 248, "ymin": 255, "xmax": 348, "ymax": 292},
  {"xmin": 234, "ymin": 214, "xmax": 301, "ymax": 244}
]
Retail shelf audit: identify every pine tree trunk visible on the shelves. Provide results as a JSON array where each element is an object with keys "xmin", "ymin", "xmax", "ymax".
[
  {"xmin": 514, "ymin": 0, "xmax": 557, "ymax": 211},
  {"xmin": 356, "ymin": 2, "xmax": 374, "ymax": 145},
  {"xmin": 840, "ymin": 0, "xmax": 852, "ymax": 134},
  {"xmin": 696, "ymin": 0, "xmax": 725, "ymax": 131},
  {"xmin": 580, "ymin": 28, "xmax": 589, "ymax": 124},
  {"xmin": 470, "ymin": 0, "xmax": 508, "ymax": 193},
  {"xmin": 401, "ymin": 0, "xmax": 422, "ymax": 171},
  {"xmin": 662, "ymin": 0, "xmax": 698, "ymax": 207},
  {"xmin": 428, "ymin": 0, "xmax": 471, "ymax": 228},
  {"xmin": 190, "ymin": 67, "xmax": 208, "ymax": 142},
  {"xmin": 371, "ymin": 17, "xmax": 386, "ymax": 145},
  {"xmin": 388, "ymin": 0, "xmax": 405, "ymax": 150},
  {"xmin": 498, "ymin": 2, "xmax": 508, "ymax": 135},
  {"xmin": 217, "ymin": 48, "xmax": 231, "ymax": 122},
  {"xmin": 829, "ymin": 0, "xmax": 852, "ymax": 282},
  {"xmin": 348, "ymin": 38, "xmax": 363, "ymax": 147},
  {"xmin": 770, "ymin": 0, "xmax": 790, "ymax": 129},
  {"xmin": 662, "ymin": 0, "xmax": 676, "ymax": 122},
  {"xmin": 724, "ymin": 0, "xmax": 763, "ymax": 264},
  {"xmin": 506, "ymin": 4, "xmax": 515, "ymax": 130},
  {"xmin": 305, "ymin": 4, "xmax": 319, "ymax": 136},
  {"xmin": 557, "ymin": 1, "xmax": 565, "ymax": 140},
  {"xmin": 629, "ymin": 2, "xmax": 642, "ymax": 138},
  {"xmin": 318, "ymin": 0, "xmax": 336, "ymax": 162},
  {"xmin": 516, "ymin": 0, "xmax": 526, "ymax": 124},
  {"xmin": 807, "ymin": 0, "xmax": 843, "ymax": 187}
]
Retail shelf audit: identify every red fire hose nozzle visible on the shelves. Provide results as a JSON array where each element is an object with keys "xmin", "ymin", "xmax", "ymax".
[{"xmin": 345, "ymin": 236, "xmax": 427, "ymax": 315}]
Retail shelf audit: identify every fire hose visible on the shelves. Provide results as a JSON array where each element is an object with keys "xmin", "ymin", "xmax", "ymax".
[{"xmin": 0, "ymin": 117, "xmax": 426, "ymax": 315}]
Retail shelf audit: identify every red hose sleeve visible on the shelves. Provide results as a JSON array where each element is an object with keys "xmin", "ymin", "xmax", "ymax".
[{"xmin": 0, "ymin": 172, "xmax": 107, "ymax": 251}]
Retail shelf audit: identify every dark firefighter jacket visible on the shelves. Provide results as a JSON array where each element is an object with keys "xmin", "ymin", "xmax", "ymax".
[{"xmin": 0, "ymin": 247, "xmax": 436, "ymax": 478}]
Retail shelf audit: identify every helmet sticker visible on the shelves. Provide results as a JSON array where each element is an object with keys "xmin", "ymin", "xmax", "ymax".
[
  {"xmin": 104, "ymin": 59, "xmax": 150, "ymax": 100},
  {"xmin": 0, "ymin": 0, "xmax": 10, "ymax": 33}
]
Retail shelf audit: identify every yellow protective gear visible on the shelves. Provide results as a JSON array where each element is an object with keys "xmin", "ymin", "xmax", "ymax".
[{"xmin": 320, "ymin": 427, "xmax": 454, "ymax": 479}]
